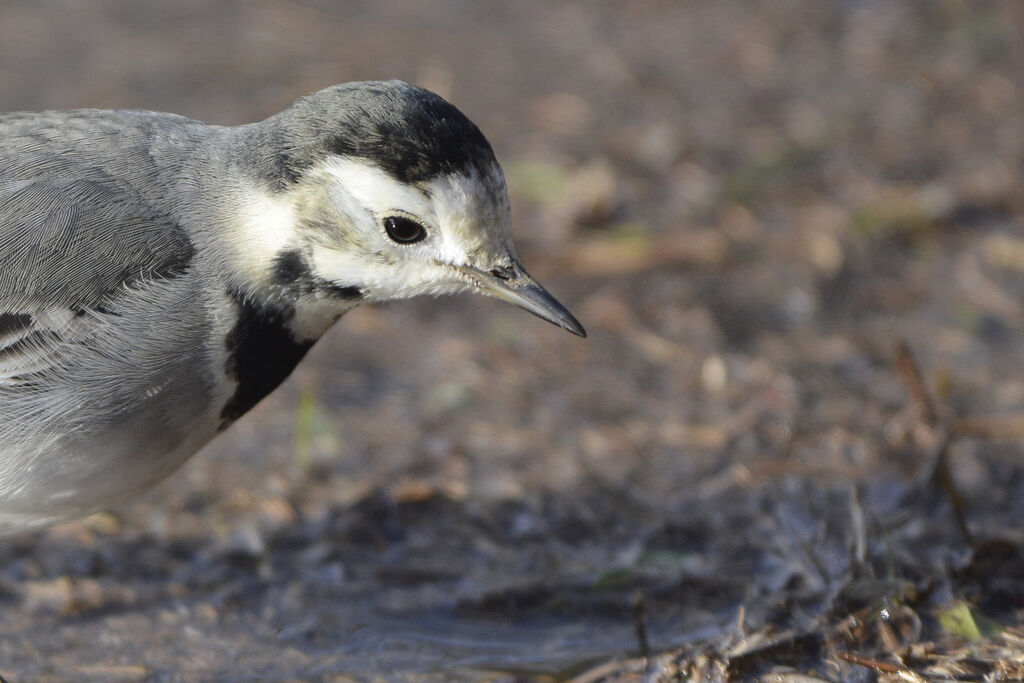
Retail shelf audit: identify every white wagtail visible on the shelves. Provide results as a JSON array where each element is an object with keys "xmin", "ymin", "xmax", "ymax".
[{"xmin": 0, "ymin": 80, "xmax": 584, "ymax": 535}]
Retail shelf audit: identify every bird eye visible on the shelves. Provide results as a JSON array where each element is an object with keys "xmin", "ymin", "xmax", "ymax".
[{"xmin": 383, "ymin": 216, "xmax": 427, "ymax": 244}]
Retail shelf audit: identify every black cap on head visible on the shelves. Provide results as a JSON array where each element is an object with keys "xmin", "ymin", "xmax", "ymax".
[{"xmin": 251, "ymin": 81, "xmax": 498, "ymax": 189}]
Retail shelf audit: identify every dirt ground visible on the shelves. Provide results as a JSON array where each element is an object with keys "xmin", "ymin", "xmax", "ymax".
[{"xmin": 2, "ymin": 1, "xmax": 1024, "ymax": 681}]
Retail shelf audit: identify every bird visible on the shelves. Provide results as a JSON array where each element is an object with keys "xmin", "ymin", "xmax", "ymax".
[{"xmin": 0, "ymin": 80, "xmax": 584, "ymax": 536}]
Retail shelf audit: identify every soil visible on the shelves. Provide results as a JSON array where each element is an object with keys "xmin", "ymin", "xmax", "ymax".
[{"xmin": 2, "ymin": 1, "xmax": 1024, "ymax": 681}]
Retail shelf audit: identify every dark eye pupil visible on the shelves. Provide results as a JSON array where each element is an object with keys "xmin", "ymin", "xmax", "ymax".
[{"xmin": 384, "ymin": 216, "xmax": 426, "ymax": 244}]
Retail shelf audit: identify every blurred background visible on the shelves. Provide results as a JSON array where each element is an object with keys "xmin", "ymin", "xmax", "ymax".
[{"xmin": 2, "ymin": 1, "xmax": 1024, "ymax": 680}]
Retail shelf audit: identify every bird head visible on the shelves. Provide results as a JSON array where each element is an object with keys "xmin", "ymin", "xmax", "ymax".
[{"xmin": 237, "ymin": 81, "xmax": 584, "ymax": 338}]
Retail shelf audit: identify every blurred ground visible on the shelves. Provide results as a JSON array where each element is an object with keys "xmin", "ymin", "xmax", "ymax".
[{"xmin": 2, "ymin": 1, "xmax": 1024, "ymax": 680}]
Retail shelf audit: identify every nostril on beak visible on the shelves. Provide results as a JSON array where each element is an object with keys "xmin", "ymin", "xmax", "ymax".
[{"xmin": 490, "ymin": 265, "xmax": 516, "ymax": 281}]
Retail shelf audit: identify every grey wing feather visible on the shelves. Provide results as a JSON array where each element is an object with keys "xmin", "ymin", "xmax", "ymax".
[
  {"xmin": 0, "ymin": 112, "xmax": 219, "ymax": 531},
  {"xmin": 0, "ymin": 122, "xmax": 198, "ymax": 383},
  {"xmin": 0, "ymin": 176, "xmax": 195, "ymax": 310}
]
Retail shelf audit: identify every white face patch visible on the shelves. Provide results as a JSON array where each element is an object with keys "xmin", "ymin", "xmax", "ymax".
[
  {"xmin": 422, "ymin": 167, "xmax": 512, "ymax": 266},
  {"xmin": 322, "ymin": 157, "xmax": 436, "ymax": 234},
  {"xmin": 219, "ymin": 154, "xmax": 514, "ymax": 320},
  {"xmin": 231, "ymin": 187, "xmax": 298, "ymax": 280},
  {"xmin": 302, "ymin": 156, "xmax": 513, "ymax": 301}
]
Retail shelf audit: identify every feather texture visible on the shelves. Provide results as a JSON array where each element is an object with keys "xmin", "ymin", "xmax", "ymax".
[{"xmin": 0, "ymin": 110, "xmax": 221, "ymax": 530}]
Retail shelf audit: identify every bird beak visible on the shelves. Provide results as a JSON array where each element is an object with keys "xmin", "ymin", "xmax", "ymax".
[{"xmin": 459, "ymin": 261, "xmax": 586, "ymax": 337}]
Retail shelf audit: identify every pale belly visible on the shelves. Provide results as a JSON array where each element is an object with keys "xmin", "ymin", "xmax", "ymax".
[
  {"xmin": 0, "ymin": 276, "xmax": 232, "ymax": 535},
  {"xmin": 0, "ymin": 416, "xmax": 221, "ymax": 534}
]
